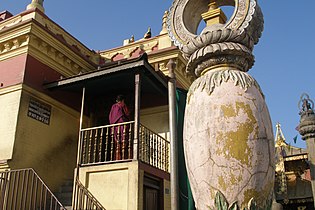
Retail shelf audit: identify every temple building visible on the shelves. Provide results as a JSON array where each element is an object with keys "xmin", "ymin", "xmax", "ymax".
[
  {"xmin": 0, "ymin": 1, "xmax": 314, "ymax": 210},
  {"xmin": 274, "ymin": 123, "xmax": 314, "ymax": 209},
  {"xmin": 0, "ymin": 1, "xmax": 193, "ymax": 209}
]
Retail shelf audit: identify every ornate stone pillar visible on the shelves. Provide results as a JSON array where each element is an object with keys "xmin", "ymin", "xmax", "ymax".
[
  {"xmin": 298, "ymin": 93, "xmax": 315, "ymax": 208},
  {"xmin": 168, "ymin": 0, "xmax": 275, "ymax": 209}
]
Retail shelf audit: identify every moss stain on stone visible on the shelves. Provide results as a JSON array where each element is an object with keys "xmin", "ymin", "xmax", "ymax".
[
  {"xmin": 242, "ymin": 180, "xmax": 273, "ymax": 208},
  {"xmin": 221, "ymin": 104, "xmax": 238, "ymax": 118},
  {"xmin": 218, "ymin": 175, "xmax": 227, "ymax": 192},
  {"xmin": 216, "ymin": 102, "xmax": 258, "ymax": 166},
  {"xmin": 230, "ymin": 172, "xmax": 243, "ymax": 186}
]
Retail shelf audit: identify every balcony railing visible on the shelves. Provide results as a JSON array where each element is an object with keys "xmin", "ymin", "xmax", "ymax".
[
  {"xmin": 79, "ymin": 121, "xmax": 170, "ymax": 172},
  {"xmin": 0, "ymin": 168, "xmax": 66, "ymax": 210},
  {"xmin": 139, "ymin": 124, "xmax": 169, "ymax": 172},
  {"xmin": 80, "ymin": 121, "xmax": 135, "ymax": 164}
]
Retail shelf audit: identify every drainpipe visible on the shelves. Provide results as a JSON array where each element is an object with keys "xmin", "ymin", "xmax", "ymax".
[{"xmin": 167, "ymin": 59, "xmax": 179, "ymax": 210}]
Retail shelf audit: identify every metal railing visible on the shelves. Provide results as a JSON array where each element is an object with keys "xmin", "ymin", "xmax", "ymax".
[
  {"xmin": 139, "ymin": 124, "xmax": 170, "ymax": 172},
  {"xmin": 72, "ymin": 178, "xmax": 106, "ymax": 210},
  {"xmin": 0, "ymin": 168, "xmax": 66, "ymax": 210},
  {"xmin": 79, "ymin": 122, "xmax": 170, "ymax": 172},
  {"xmin": 80, "ymin": 121, "xmax": 135, "ymax": 165}
]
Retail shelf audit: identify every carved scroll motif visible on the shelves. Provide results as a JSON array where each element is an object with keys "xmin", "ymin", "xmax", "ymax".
[{"xmin": 167, "ymin": 0, "xmax": 264, "ymax": 77}]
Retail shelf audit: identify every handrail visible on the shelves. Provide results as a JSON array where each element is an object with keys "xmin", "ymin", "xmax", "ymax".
[
  {"xmin": 81, "ymin": 121, "xmax": 135, "ymax": 132},
  {"xmin": 73, "ymin": 177, "xmax": 106, "ymax": 210},
  {"xmin": 139, "ymin": 124, "xmax": 169, "ymax": 141},
  {"xmin": 80, "ymin": 121, "xmax": 135, "ymax": 164},
  {"xmin": 0, "ymin": 168, "xmax": 66, "ymax": 210}
]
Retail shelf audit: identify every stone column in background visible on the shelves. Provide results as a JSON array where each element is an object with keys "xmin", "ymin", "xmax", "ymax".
[{"xmin": 298, "ymin": 93, "xmax": 315, "ymax": 208}]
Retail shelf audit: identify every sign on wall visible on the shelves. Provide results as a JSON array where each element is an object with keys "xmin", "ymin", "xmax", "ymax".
[{"xmin": 27, "ymin": 97, "xmax": 51, "ymax": 125}]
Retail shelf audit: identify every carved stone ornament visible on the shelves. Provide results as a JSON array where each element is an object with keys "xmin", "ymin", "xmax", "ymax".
[
  {"xmin": 211, "ymin": 191, "xmax": 270, "ymax": 210},
  {"xmin": 298, "ymin": 93, "xmax": 315, "ymax": 141},
  {"xmin": 27, "ymin": 0, "xmax": 45, "ymax": 12},
  {"xmin": 167, "ymin": 0, "xmax": 264, "ymax": 76},
  {"xmin": 187, "ymin": 69, "xmax": 263, "ymax": 102},
  {"xmin": 168, "ymin": 0, "xmax": 274, "ymax": 209}
]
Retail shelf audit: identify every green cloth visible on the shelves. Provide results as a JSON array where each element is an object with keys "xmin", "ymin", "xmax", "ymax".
[{"xmin": 176, "ymin": 88, "xmax": 195, "ymax": 210}]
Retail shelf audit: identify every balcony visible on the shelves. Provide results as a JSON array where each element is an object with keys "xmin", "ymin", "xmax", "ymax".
[
  {"xmin": 79, "ymin": 121, "xmax": 170, "ymax": 172},
  {"xmin": 45, "ymin": 55, "xmax": 171, "ymax": 174},
  {"xmin": 44, "ymin": 54, "xmax": 173, "ymax": 209}
]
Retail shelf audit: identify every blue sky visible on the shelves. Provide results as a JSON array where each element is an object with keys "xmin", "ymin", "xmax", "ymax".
[{"xmin": 2, "ymin": 0, "xmax": 315, "ymax": 148}]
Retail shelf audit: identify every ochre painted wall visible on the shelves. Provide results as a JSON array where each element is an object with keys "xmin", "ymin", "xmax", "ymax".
[
  {"xmin": 9, "ymin": 87, "xmax": 79, "ymax": 191},
  {"xmin": 0, "ymin": 85, "xmax": 22, "ymax": 161},
  {"xmin": 140, "ymin": 105, "xmax": 170, "ymax": 140},
  {"xmin": 78, "ymin": 162, "xmax": 170, "ymax": 210},
  {"xmin": 164, "ymin": 180, "xmax": 171, "ymax": 210},
  {"xmin": 79, "ymin": 161, "xmax": 140, "ymax": 210}
]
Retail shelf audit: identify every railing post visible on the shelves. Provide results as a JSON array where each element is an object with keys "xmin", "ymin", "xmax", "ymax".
[
  {"xmin": 167, "ymin": 59, "xmax": 179, "ymax": 210},
  {"xmin": 76, "ymin": 87, "xmax": 86, "ymax": 168},
  {"xmin": 73, "ymin": 87, "xmax": 85, "ymax": 210},
  {"xmin": 133, "ymin": 73, "xmax": 141, "ymax": 160}
]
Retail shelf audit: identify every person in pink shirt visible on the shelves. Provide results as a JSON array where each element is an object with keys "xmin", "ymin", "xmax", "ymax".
[{"xmin": 109, "ymin": 95, "xmax": 131, "ymax": 160}]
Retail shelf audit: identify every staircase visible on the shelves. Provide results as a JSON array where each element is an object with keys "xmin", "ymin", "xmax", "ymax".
[
  {"xmin": 0, "ymin": 168, "xmax": 67, "ymax": 210},
  {"xmin": 56, "ymin": 180, "xmax": 74, "ymax": 209},
  {"xmin": 0, "ymin": 168, "xmax": 106, "ymax": 210}
]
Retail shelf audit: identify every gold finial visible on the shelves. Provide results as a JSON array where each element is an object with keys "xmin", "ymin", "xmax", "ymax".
[
  {"xmin": 209, "ymin": 0, "xmax": 218, "ymax": 10},
  {"xmin": 160, "ymin": 11, "xmax": 169, "ymax": 35},
  {"xmin": 27, "ymin": 0, "xmax": 45, "ymax": 13},
  {"xmin": 201, "ymin": 0, "xmax": 226, "ymax": 26},
  {"xmin": 275, "ymin": 123, "xmax": 287, "ymax": 147}
]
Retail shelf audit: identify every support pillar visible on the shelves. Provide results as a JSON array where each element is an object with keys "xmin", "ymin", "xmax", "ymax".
[
  {"xmin": 77, "ymin": 87, "xmax": 86, "ymax": 169},
  {"xmin": 167, "ymin": 59, "xmax": 179, "ymax": 210},
  {"xmin": 133, "ymin": 73, "xmax": 141, "ymax": 160},
  {"xmin": 298, "ymin": 93, "xmax": 315, "ymax": 208},
  {"xmin": 74, "ymin": 86, "xmax": 86, "ymax": 210}
]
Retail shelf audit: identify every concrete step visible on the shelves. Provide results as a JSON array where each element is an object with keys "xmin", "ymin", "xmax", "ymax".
[{"xmin": 56, "ymin": 179, "xmax": 74, "ymax": 207}]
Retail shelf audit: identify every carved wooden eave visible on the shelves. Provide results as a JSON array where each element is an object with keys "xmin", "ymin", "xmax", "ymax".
[
  {"xmin": 283, "ymin": 154, "xmax": 308, "ymax": 162},
  {"xmin": 286, "ymin": 197, "xmax": 313, "ymax": 204},
  {"xmin": 0, "ymin": 8, "xmax": 99, "ymax": 77}
]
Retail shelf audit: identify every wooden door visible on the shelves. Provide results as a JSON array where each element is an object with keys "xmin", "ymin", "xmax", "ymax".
[{"xmin": 144, "ymin": 187, "xmax": 159, "ymax": 210}]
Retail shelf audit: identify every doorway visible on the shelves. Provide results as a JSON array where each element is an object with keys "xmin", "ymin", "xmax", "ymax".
[{"xmin": 143, "ymin": 176, "xmax": 163, "ymax": 210}]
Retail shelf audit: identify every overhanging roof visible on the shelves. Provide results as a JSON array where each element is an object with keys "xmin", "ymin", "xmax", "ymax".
[{"xmin": 44, "ymin": 54, "xmax": 168, "ymax": 96}]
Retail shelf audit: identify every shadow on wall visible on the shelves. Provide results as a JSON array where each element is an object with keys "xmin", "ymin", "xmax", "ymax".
[{"xmin": 33, "ymin": 135, "xmax": 78, "ymax": 191}]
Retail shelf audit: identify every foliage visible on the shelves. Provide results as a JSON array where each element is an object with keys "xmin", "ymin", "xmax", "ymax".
[{"xmin": 207, "ymin": 191, "xmax": 261, "ymax": 210}]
